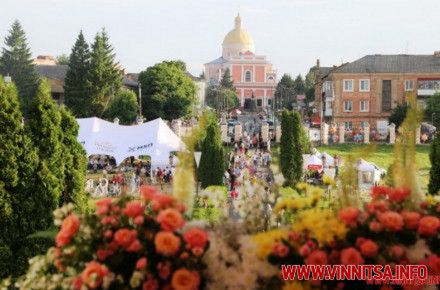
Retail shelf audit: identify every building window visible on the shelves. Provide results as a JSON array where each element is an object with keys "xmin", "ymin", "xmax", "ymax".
[
  {"xmin": 343, "ymin": 100, "xmax": 353, "ymax": 112},
  {"xmin": 360, "ymin": 121, "xmax": 369, "ymax": 128},
  {"xmin": 267, "ymin": 99, "xmax": 272, "ymax": 106},
  {"xmin": 343, "ymin": 79, "xmax": 353, "ymax": 92},
  {"xmin": 344, "ymin": 121, "xmax": 353, "ymax": 130},
  {"xmin": 405, "ymin": 80, "xmax": 414, "ymax": 91},
  {"xmin": 245, "ymin": 71, "xmax": 251, "ymax": 82},
  {"xmin": 360, "ymin": 100, "xmax": 369, "ymax": 112},
  {"xmin": 257, "ymin": 99, "xmax": 262, "ymax": 107},
  {"xmin": 359, "ymin": 79, "xmax": 370, "ymax": 92}
]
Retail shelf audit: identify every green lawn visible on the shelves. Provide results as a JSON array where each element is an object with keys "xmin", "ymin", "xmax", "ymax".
[{"xmin": 273, "ymin": 144, "xmax": 432, "ymax": 193}]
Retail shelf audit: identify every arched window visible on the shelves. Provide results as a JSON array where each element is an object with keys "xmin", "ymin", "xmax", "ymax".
[{"xmin": 245, "ymin": 71, "xmax": 251, "ymax": 82}]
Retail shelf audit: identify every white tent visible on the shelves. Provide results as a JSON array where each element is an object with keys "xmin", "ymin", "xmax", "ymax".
[
  {"xmin": 357, "ymin": 159, "xmax": 384, "ymax": 188},
  {"xmin": 303, "ymin": 154, "xmax": 323, "ymax": 171},
  {"xmin": 77, "ymin": 117, "xmax": 185, "ymax": 164},
  {"xmin": 319, "ymin": 152, "xmax": 335, "ymax": 167}
]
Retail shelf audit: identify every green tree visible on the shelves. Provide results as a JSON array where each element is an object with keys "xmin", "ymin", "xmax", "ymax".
[
  {"xmin": 106, "ymin": 89, "xmax": 139, "ymax": 125},
  {"xmin": 59, "ymin": 106, "xmax": 89, "ymax": 211},
  {"xmin": 88, "ymin": 28, "xmax": 122, "ymax": 116},
  {"xmin": 220, "ymin": 68, "xmax": 234, "ymax": 89},
  {"xmin": 425, "ymin": 92, "xmax": 440, "ymax": 129},
  {"xmin": 56, "ymin": 54, "xmax": 69, "ymax": 65},
  {"xmin": 280, "ymin": 110, "xmax": 304, "ymax": 186},
  {"xmin": 0, "ymin": 20, "xmax": 39, "ymax": 115},
  {"xmin": 26, "ymin": 80, "xmax": 64, "ymax": 228},
  {"xmin": 198, "ymin": 123, "xmax": 224, "ymax": 188},
  {"xmin": 274, "ymin": 74, "xmax": 295, "ymax": 110},
  {"xmin": 304, "ymin": 65, "xmax": 318, "ymax": 103},
  {"xmin": 206, "ymin": 85, "xmax": 239, "ymax": 111},
  {"xmin": 64, "ymin": 31, "xmax": 91, "ymax": 117},
  {"xmin": 138, "ymin": 60, "xmax": 196, "ymax": 121},
  {"xmin": 428, "ymin": 132, "xmax": 440, "ymax": 195},
  {"xmin": 293, "ymin": 74, "xmax": 305, "ymax": 95},
  {"xmin": 388, "ymin": 102, "xmax": 409, "ymax": 129}
]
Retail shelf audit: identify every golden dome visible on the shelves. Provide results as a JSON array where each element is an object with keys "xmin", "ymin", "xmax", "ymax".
[{"xmin": 222, "ymin": 14, "xmax": 254, "ymax": 46}]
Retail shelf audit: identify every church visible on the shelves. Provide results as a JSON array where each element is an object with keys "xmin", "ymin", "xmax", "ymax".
[{"xmin": 204, "ymin": 14, "xmax": 277, "ymax": 109}]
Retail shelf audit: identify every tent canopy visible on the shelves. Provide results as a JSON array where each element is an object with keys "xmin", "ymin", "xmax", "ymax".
[
  {"xmin": 357, "ymin": 159, "xmax": 376, "ymax": 172},
  {"xmin": 77, "ymin": 117, "xmax": 185, "ymax": 164},
  {"xmin": 320, "ymin": 152, "xmax": 335, "ymax": 166},
  {"xmin": 303, "ymin": 154, "xmax": 323, "ymax": 171}
]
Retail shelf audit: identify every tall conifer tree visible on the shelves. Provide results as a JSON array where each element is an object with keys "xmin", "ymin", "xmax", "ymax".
[
  {"xmin": 26, "ymin": 80, "xmax": 64, "ymax": 228},
  {"xmin": 428, "ymin": 132, "xmax": 440, "ymax": 195},
  {"xmin": 198, "ymin": 123, "xmax": 225, "ymax": 188},
  {"xmin": 0, "ymin": 20, "xmax": 39, "ymax": 115},
  {"xmin": 220, "ymin": 68, "xmax": 234, "ymax": 89},
  {"xmin": 64, "ymin": 31, "xmax": 91, "ymax": 117},
  {"xmin": 88, "ymin": 29, "xmax": 122, "ymax": 116}
]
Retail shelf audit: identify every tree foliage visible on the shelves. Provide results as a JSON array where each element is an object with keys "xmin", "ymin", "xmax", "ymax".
[
  {"xmin": 425, "ymin": 92, "xmax": 440, "ymax": 129},
  {"xmin": 206, "ymin": 85, "xmax": 239, "ymax": 111},
  {"xmin": 198, "ymin": 123, "xmax": 224, "ymax": 188},
  {"xmin": 88, "ymin": 29, "xmax": 122, "ymax": 116},
  {"xmin": 293, "ymin": 74, "xmax": 305, "ymax": 95},
  {"xmin": 304, "ymin": 66, "xmax": 317, "ymax": 103},
  {"xmin": 280, "ymin": 110, "xmax": 304, "ymax": 186},
  {"xmin": 428, "ymin": 132, "xmax": 440, "ymax": 195},
  {"xmin": 106, "ymin": 89, "xmax": 139, "ymax": 125},
  {"xmin": 274, "ymin": 74, "xmax": 295, "ymax": 110},
  {"xmin": 56, "ymin": 54, "xmax": 69, "ymax": 65},
  {"xmin": 64, "ymin": 31, "xmax": 91, "ymax": 117},
  {"xmin": 389, "ymin": 102, "xmax": 409, "ymax": 129},
  {"xmin": 138, "ymin": 60, "xmax": 196, "ymax": 121},
  {"xmin": 220, "ymin": 68, "xmax": 234, "ymax": 89},
  {"xmin": 0, "ymin": 20, "xmax": 39, "ymax": 115},
  {"xmin": 59, "ymin": 106, "xmax": 89, "ymax": 211},
  {"xmin": 26, "ymin": 80, "xmax": 65, "ymax": 229}
]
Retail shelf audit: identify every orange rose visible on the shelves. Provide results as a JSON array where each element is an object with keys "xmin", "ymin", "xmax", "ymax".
[
  {"xmin": 418, "ymin": 216, "xmax": 440, "ymax": 236},
  {"xmin": 140, "ymin": 186, "xmax": 157, "ymax": 201},
  {"xmin": 123, "ymin": 201, "xmax": 145, "ymax": 218},
  {"xmin": 378, "ymin": 211, "xmax": 404, "ymax": 231},
  {"xmin": 171, "ymin": 268, "xmax": 200, "ymax": 290},
  {"xmin": 338, "ymin": 207, "xmax": 359, "ymax": 227},
  {"xmin": 114, "ymin": 228, "xmax": 138, "ymax": 248},
  {"xmin": 157, "ymin": 208, "xmax": 185, "ymax": 231},
  {"xmin": 388, "ymin": 187, "xmax": 410, "ymax": 202},
  {"xmin": 183, "ymin": 228, "xmax": 208, "ymax": 249},
  {"xmin": 402, "ymin": 211, "xmax": 421, "ymax": 230},
  {"xmin": 95, "ymin": 198, "xmax": 113, "ymax": 215},
  {"xmin": 80, "ymin": 261, "xmax": 109, "ymax": 289},
  {"xmin": 56, "ymin": 214, "xmax": 80, "ymax": 247},
  {"xmin": 359, "ymin": 239, "xmax": 378, "ymax": 258},
  {"xmin": 340, "ymin": 247, "xmax": 364, "ymax": 265},
  {"xmin": 136, "ymin": 257, "xmax": 148, "ymax": 269},
  {"xmin": 305, "ymin": 250, "xmax": 328, "ymax": 265},
  {"xmin": 155, "ymin": 231, "xmax": 181, "ymax": 256},
  {"xmin": 152, "ymin": 194, "xmax": 175, "ymax": 211}
]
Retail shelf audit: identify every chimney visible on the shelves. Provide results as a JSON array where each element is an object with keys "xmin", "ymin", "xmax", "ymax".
[
  {"xmin": 434, "ymin": 51, "xmax": 440, "ymax": 57},
  {"xmin": 316, "ymin": 59, "xmax": 320, "ymax": 68}
]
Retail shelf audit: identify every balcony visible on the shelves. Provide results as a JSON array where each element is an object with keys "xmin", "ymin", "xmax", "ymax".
[{"xmin": 417, "ymin": 80, "xmax": 440, "ymax": 96}]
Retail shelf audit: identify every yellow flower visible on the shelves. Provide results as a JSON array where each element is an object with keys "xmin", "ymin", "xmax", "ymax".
[
  {"xmin": 282, "ymin": 281, "xmax": 311, "ymax": 290},
  {"xmin": 323, "ymin": 174, "xmax": 336, "ymax": 186},
  {"xmin": 296, "ymin": 182, "xmax": 308, "ymax": 191},
  {"xmin": 252, "ymin": 229, "xmax": 288, "ymax": 259}
]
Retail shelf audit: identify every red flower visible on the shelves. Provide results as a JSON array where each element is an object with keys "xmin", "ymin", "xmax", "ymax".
[
  {"xmin": 127, "ymin": 239, "xmax": 142, "ymax": 252},
  {"xmin": 423, "ymin": 254, "xmax": 440, "ymax": 275},
  {"xmin": 140, "ymin": 186, "xmax": 157, "ymax": 201},
  {"xmin": 272, "ymin": 243, "xmax": 289, "ymax": 258},
  {"xmin": 114, "ymin": 229, "xmax": 138, "ymax": 249},
  {"xmin": 355, "ymin": 237, "xmax": 367, "ymax": 248},
  {"xmin": 288, "ymin": 231, "xmax": 301, "ymax": 241},
  {"xmin": 371, "ymin": 186, "xmax": 389, "ymax": 199},
  {"xmin": 378, "ymin": 211, "xmax": 404, "ymax": 231},
  {"xmin": 104, "ymin": 230, "xmax": 113, "ymax": 238},
  {"xmin": 171, "ymin": 268, "xmax": 200, "ymax": 290},
  {"xmin": 191, "ymin": 247, "xmax": 204, "ymax": 256},
  {"xmin": 389, "ymin": 245, "xmax": 405, "ymax": 259},
  {"xmin": 183, "ymin": 228, "xmax": 208, "ymax": 249},
  {"xmin": 417, "ymin": 216, "xmax": 440, "ymax": 236},
  {"xmin": 123, "ymin": 201, "xmax": 145, "ymax": 218},
  {"xmin": 143, "ymin": 278, "xmax": 159, "ymax": 290},
  {"xmin": 305, "ymin": 250, "xmax": 328, "ymax": 265},
  {"xmin": 369, "ymin": 221, "xmax": 383, "ymax": 232},
  {"xmin": 299, "ymin": 244, "xmax": 311, "ymax": 256},
  {"xmin": 95, "ymin": 198, "xmax": 113, "ymax": 215},
  {"xmin": 367, "ymin": 200, "xmax": 389, "ymax": 214},
  {"xmin": 155, "ymin": 231, "xmax": 181, "ymax": 256},
  {"xmin": 157, "ymin": 208, "xmax": 185, "ymax": 231},
  {"xmin": 340, "ymin": 247, "xmax": 364, "ymax": 265},
  {"xmin": 96, "ymin": 249, "xmax": 112, "ymax": 261},
  {"xmin": 360, "ymin": 240, "xmax": 378, "ymax": 258},
  {"xmin": 401, "ymin": 211, "xmax": 421, "ymax": 230},
  {"xmin": 158, "ymin": 261, "xmax": 172, "ymax": 280},
  {"xmin": 136, "ymin": 257, "xmax": 148, "ymax": 269},
  {"xmin": 72, "ymin": 276, "xmax": 82, "ymax": 290},
  {"xmin": 134, "ymin": 216, "xmax": 145, "ymax": 225},
  {"xmin": 80, "ymin": 261, "xmax": 109, "ymax": 289},
  {"xmin": 388, "ymin": 187, "xmax": 410, "ymax": 202},
  {"xmin": 152, "ymin": 194, "xmax": 175, "ymax": 211},
  {"xmin": 54, "ymin": 259, "xmax": 65, "ymax": 272},
  {"xmin": 56, "ymin": 214, "xmax": 80, "ymax": 247},
  {"xmin": 338, "ymin": 207, "xmax": 359, "ymax": 227}
]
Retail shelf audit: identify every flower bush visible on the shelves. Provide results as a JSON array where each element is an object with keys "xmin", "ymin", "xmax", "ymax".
[
  {"xmin": 259, "ymin": 184, "xmax": 440, "ymax": 289},
  {"xmin": 15, "ymin": 186, "xmax": 209, "ymax": 290}
]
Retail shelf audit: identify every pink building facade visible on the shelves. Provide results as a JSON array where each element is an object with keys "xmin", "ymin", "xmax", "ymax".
[{"xmin": 204, "ymin": 14, "xmax": 277, "ymax": 108}]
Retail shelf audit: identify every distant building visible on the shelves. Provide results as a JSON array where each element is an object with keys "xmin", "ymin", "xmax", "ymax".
[
  {"xmin": 315, "ymin": 52, "xmax": 440, "ymax": 131},
  {"xmin": 186, "ymin": 72, "xmax": 207, "ymax": 108},
  {"xmin": 204, "ymin": 14, "xmax": 277, "ymax": 108},
  {"xmin": 34, "ymin": 55, "xmax": 57, "ymax": 66}
]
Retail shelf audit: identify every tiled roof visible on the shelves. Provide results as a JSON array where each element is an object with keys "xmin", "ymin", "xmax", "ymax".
[
  {"xmin": 36, "ymin": 65, "xmax": 68, "ymax": 81},
  {"xmin": 333, "ymin": 54, "xmax": 440, "ymax": 74}
]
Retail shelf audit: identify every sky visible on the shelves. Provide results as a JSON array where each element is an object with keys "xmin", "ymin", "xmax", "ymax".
[{"xmin": 1, "ymin": 0, "xmax": 440, "ymax": 77}]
